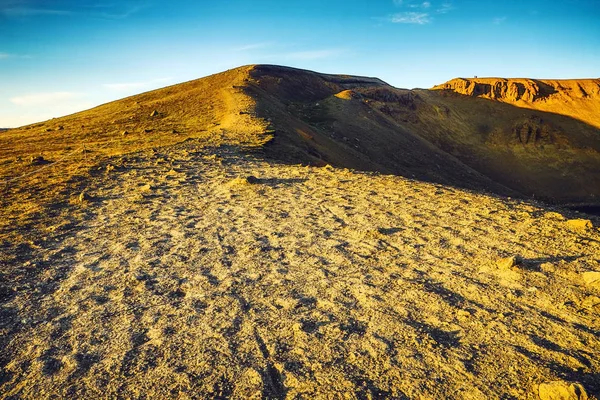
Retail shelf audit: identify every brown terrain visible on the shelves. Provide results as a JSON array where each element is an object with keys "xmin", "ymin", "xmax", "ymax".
[{"xmin": 1, "ymin": 65, "xmax": 599, "ymax": 399}]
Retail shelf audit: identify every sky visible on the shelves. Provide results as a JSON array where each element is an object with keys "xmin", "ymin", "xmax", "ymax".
[{"xmin": 0, "ymin": 0, "xmax": 599, "ymax": 127}]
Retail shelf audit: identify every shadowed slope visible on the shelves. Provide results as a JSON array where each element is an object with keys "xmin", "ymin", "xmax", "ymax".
[{"xmin": 245, "ymin": 66, "xmax": 600, "ymax": 204}]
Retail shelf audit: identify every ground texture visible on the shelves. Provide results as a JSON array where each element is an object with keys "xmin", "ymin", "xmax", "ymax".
[{"xmin": 1, "ymin": 140, "xmax": 599, "ymax": 399}]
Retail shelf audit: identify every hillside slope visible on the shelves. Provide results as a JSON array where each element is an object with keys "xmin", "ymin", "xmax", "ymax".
[{"xmin": 432, "ymin": 78, "xmax": 600, "ymax": 129}]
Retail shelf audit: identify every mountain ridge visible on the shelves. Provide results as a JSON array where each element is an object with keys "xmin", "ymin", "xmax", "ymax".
[{"xmin": 2, "ymin": 65, "xmax": 600, "ymax": 219}]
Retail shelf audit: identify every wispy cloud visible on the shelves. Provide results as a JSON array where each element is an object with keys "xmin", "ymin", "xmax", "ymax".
[
  {"xmin": 435, "ymin": 2, "xmax": 454, "ymax": 14},
  {"xmin": 390, "ymin": 12, "xmax": 431, "ymax": 24},
  {"xmin": 232, "ymin": 42, "xmax": 273, "ymax": 52},
  {"xmin": 282, "ymin": 49, "xmax": 346, "ymax": 61},
  {"xmin": 103, "ymin": 77, "xmax": 173, "ymax": 91},
  {"xmin": 493, "ymin": 16, "xmax": 507, "ymax": 25},
  {"xmin": 0, "ymin": 1, "xmax": 148, "ymax": 20},
  {"xmin": 10, "ymin": 92, "xmax": 83, "ymax": 106},
  {"xmin": 1, "ymin": 7, "xmax": 72, "ymax": 17},
  {"xmin": 0, "ymin": 51, "xmax": 32, "ymax": 60},
  {"xmin": 387, "ymin": 0, "xmax": 451, "ymax": 24}
]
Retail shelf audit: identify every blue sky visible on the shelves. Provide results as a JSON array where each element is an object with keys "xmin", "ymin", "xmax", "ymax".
[{"xmin": 1, "ymin": 0, "xmax": 599, "ymax": 127}]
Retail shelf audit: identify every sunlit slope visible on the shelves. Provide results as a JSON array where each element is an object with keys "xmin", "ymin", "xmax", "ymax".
[
  {"xmin": 0, "ymin": 65, "xmax": 269, "ymax": 237},
  {"xmin": 433, "ymin": 77, "xmax": 600, "ymax": 129}
]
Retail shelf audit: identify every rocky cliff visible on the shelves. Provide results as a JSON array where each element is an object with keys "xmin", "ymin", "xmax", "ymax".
[
  {"xmin": 433, "ymin": 77, "xmax": 600, "ymax": 102},
  {"xmin": 432, "ymin": 78, "xmax": 600, "ymax": 129}
]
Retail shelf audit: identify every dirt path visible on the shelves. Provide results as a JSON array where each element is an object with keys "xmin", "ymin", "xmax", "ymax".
[{"xmin": 1, "ymin": 141, "xmax": 599, "ymax": 399}]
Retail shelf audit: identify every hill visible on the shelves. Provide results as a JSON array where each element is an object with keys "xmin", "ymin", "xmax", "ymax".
[{"xmin": 1, "ymin": 65, "xmax": 600, "ymax": 399}]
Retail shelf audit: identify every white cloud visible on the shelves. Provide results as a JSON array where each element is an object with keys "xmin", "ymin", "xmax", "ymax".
[
  {"xmin": 233, "ymin": 42, "xmax": 273, "ymax": 52},
  {"xmin": 436, "ymin": 3, "xmax": 454, "ymax": 14},
  {"xmin": 422, "ymin": 1, "xmax": 431, "ymax": 8},
  {"xmin": 103, "ymin": 77, "xmax": 173, "ymax": 91},
  {"xmin": 10, "ymin": 92, "xmax": 82, "ymax": 106},
  {"xmin": 493, "ymin": 16, "xmax": 507, "ymax": 25},
  {"xmin": 391, "ymin": 12, "xmax": 431, "ymax": 24}
]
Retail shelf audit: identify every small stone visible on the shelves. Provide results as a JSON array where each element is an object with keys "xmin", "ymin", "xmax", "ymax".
[
  {"xmin": 150, "ymin": 110, "xmax": 159, "ymax": 117},
  {"xmin": 497, "ymin": 256, "xmax": 519, "ymax": 270},
  {"xmin": 540, "ymin": 263, "xmax": 556, "ymax": 273},
  {"xmin": 29, "ymin": 155, "xmax": 49, "ymax": 165},
  {"xmin": 537, "ymin": 380, "xmax": 588, "ymax": 400},
  {"xmin": 245, "ymin": 175, "xmax": 259, "ymax": 184},
  {"xmin": 78, "ymin": 191, "xmax": 92, "ymax": 203},
  {"xmin": 581, "ymin": 295, "xmax": 600, "ymax": 310},
  {"xmin": 566, "ymin": 219, "xmax": 593, "ymax": 231},
  {"xmin": 581, "ymin": 271, "xmax": 600, "ymax": 288},
  {"xmin": 544, "ymin": 212, "xmax": 565, "ymax": 221},
  {"xmin": 122, "ymin": 130, "xmax": 129, "ymax": 136}
]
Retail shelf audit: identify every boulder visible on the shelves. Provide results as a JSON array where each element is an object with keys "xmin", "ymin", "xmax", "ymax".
[
  {"xmin": 581, "ymin": 271, "xmax": 600, "ymax": 288},
  {"xmin": 566, "ymin": 219, "xmax": 593, "ymax": 231},
  {"xmin": 497, "ymin": 256, "xmax": 519, "ymax": 270},
  {"xmin": 537, "ymin": 380, "xmax": 588, "ymax": 400}
]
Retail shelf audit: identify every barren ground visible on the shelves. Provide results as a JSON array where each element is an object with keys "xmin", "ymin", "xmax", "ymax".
[{"xmin": 1, "ymin": 139, "xmax": 599, "ymax": 399}]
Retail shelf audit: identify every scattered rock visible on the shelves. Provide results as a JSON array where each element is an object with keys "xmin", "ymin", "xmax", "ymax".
[
  {"xmin": 228, "ymin": 176, "xmax": 260, "ymax": 187},
  {"xmin": 540, "ymin": 263, "xmax": 556, "ymax": 273},
  {"xmin": 29, "ymin": 155, "xmax": 50, "ymax": 165},
  {"xmin": 78, "ymin": 191, "xmax": 92, "ymax": 203},
  {"xmin": 497, "ymin": 256, "xmax": 519, "ymax": 270},
  {"xmin": 566, "ymin": 219, "xmax": 593, "ymax": 231},
  {"xmin": 544, "ymin": 212, "xmax": 565, "ymax": 221},
  {"xmin": 122, "ymin": 130, "xmax": 129, "ymax": 136},
  {"xmin": 144, "ymin": 128, "xmax": 153, "ymax": 133},
  {"xmin": 581, "ymin": 271, "xmax": 600, "ymax": 288},
  {"xmin": 57, "ymin": 125, "xmax": 64, "ymax": 130},
  {"xmin": 150, "ymin": 110, "xmax": 159, "ymax": 117},
  {"xmin": 537, "ymin": 380, "xmax": 588, "ymax": 400},
  {"xmin": 581, "ymin": 295, "xmax": 600, "ymax": 310}
]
